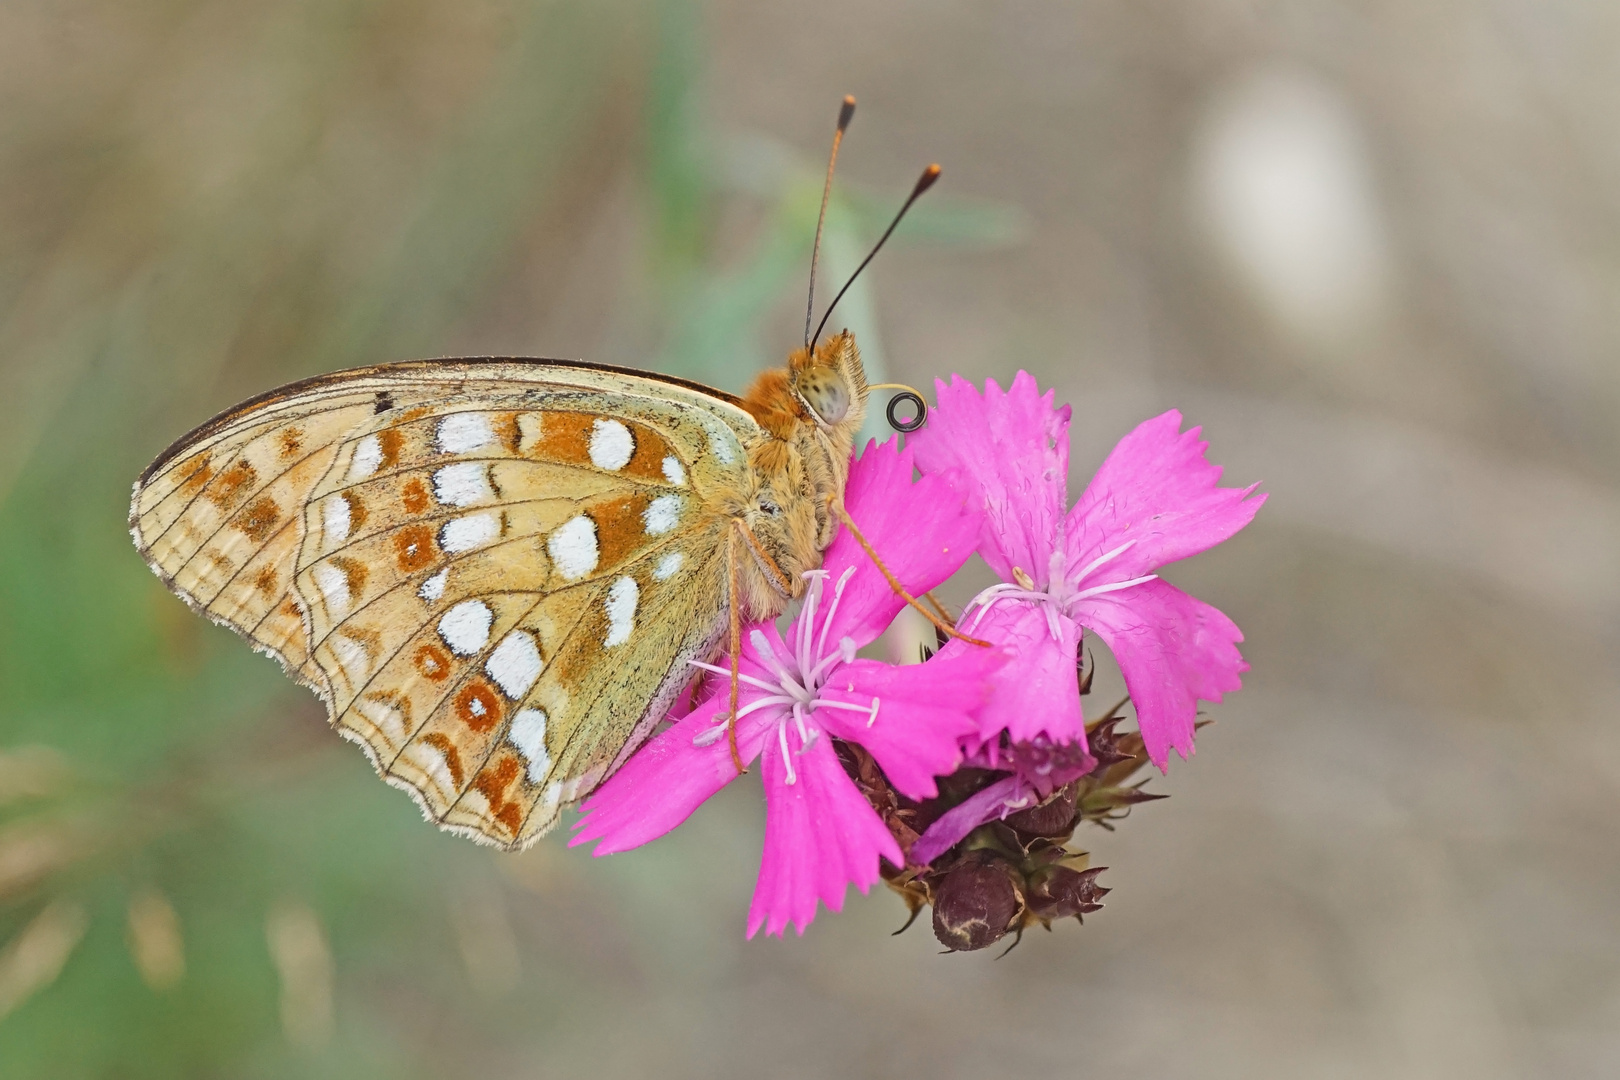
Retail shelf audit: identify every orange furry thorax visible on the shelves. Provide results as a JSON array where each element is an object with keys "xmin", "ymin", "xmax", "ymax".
[{"xmin": 740, "ymin": 367, "xmax": 808, "ymax": 442}]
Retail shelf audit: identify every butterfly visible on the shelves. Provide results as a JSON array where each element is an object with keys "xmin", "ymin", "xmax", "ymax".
[{"xmin": 129, "ymin": 97, "xmax": 959, "ymax": 851}]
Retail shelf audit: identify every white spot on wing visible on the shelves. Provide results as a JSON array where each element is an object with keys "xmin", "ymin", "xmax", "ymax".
[
  {"xmin": 432, "ymin": 462, "xmax": 493, "ymax": 506},
  {"xmin": 548, "ymin": 515, "xmax": 598, "ymax": 580},
  {"xmin": 516, "ymin": 413, "xmax": 543, "ymax": 453},
  {"xmin": 707, "ymin": 424, "xmax": 737, "ymax": 465},
  {"xmin": 436, "ymin": 412, "xmax": 493, "ymax": 454},
  {"xmin": 348, "ymin": 435, "xmax": 383, "ymax": 481},
  {"xmin": 312, "ymin": 563, "xmax": 350, "ymax": 612},
  {"xmin": 322, "ymin": 495, "xmax": 351, "ymax": 543},
  {"xmin": 604, "ymin": 576, "xmax": 638, "ymax": 647},
  {"xmin": 440, "ymin": 513, "xmax": 499, "ymax": 553},
  {"xmin": 356, "ymin": 696, "xmax": 407, "ymax": 744},
  {"xmin": 653, "ymin": 551, "xmax": 684, "ymax": 580},
  {"xmin": 418, "ymin": 568, "xmax": 448, "ymax": 602},
  {"xmin": 508, "ymin": 708, "xmax": 550, "ymax": 783},
  {"xmin": 588, "ymin": 418, "xmax": 634, "ymax": 471},
  {"xmin": 661, "ymin": 455, "xmax": 686, "ymax": 485},
  {"xmin": 643, "ymin": 495, "xmax": 681, "ymax": 536},
  {"xmin": 332, "ymin": 636, "xmax": 370, "ymax": 679},
  {"xmin": 405, "ymin": 741, "xmax": 457, "ymax": 797},
  {"xmin": 485, "ymin": 631, "xmax": 542, "ymax": 699},
  {"xmin": 438, "ymin": 599, "xmax": 492, "ymax": 656}
]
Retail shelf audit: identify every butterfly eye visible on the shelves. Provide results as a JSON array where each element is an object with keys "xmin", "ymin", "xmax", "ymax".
[{"xmin": 794, "ymin": 366, "xmax": 850, "ymax": 425}]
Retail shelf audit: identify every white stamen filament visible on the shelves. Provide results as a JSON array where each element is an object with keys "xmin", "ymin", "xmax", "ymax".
[
  {"xmin": 814, "ymin": 566, "xmax": 858, "ymax": 661},
  {"xmin": 1071, "ymin": 539, "xmax": 1137, "ymax": 587},
  {"xmin": 777, "ymin": 720, "xmax": 796, "ymax": 785},
  {"xmin": 1070, "ymin": 573, "xmax": 1159, "ymax": 602},
  {"xmin": 961, "ymin": 538, "xmax": 1156, "ymax": 639},
  {"xmin": 684, "ymin": 569, "xmax": 881, "ymax": 777}
]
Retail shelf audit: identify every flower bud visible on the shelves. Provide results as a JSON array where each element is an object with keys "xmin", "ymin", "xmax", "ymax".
[
  {"xmin": 1003, "ymin": 783, "xmax": 1079, "ymax": 839},
  {"xmin": 931, "ymin": 858, "xmax": 1020, "ymax": 951},
  {"xmin": 1006, "ymin": 734, "xmax": 1095, "ymax": 784},
  {"xmin": 1025, "ymin": 865, "xmax": 1109, "ymax": 923}
]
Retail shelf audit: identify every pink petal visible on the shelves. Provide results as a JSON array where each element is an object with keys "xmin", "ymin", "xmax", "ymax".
[
  {"xmin": 910, "ymin": 774, "xmax": 1033, "ymax": 866},
  {"xmin": 1074, "ymin": 577, "xmax": 1248, "ymax": 768},
  {"xmin": 908, "ymin": 372, "xmax": 1070, "ymax": 585},
  {"xmin": 813, "ymin": 650, "xmax": 1004, "ymax": 800},
  {"xmin": 1066, "ymin": 410, "xmax": 1265, "ymax": 582},
  {"xmin": 571, "ymin": 655, "xmax": 777, "ymax": 855},
  {"xmin": 947, "ymin": 602, "xmax": 1087, "ymax": 746},
  {"xmin": 816, "ymin": 436, "xmax": 982, "ymax": 647},
  {"xmin": 747, "ymin": 734, "xmax": 903, "ymax": 938}
]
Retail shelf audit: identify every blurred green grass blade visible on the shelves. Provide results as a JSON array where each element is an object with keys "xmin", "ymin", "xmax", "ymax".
[{"xmin": 645, "ymin": 0, "xmax": 711, "ymax": 286}]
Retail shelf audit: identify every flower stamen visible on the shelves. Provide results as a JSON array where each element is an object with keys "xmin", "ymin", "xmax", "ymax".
[
  {"xmin": 1070, "ymin": 539, "xmax": 1137, "ymax": 587},
  {"xmin": 961, "ymin": 537, "xmax": 1154, "ymax": 640},
  {"xmin": 1070, "ymin": 573, "xmax": 1157, "ymax": 602}
]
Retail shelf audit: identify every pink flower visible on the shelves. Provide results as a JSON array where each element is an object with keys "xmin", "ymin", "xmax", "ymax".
[
  {"xmin": 911, "ymin": 372, "xmax": 1266, "ymax": 770},
  {"xmin": 571, "ymin": 438, "xmax": 1006, "ymax": 937}
]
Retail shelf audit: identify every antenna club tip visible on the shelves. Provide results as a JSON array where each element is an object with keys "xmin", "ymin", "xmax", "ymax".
[
  {"xmin": 837, "ymin": 96, "xmax": 856, "ymax": 129},
  {"xmin": 915, "ymin": 163, "xmax": 942, "ymax": 193}
]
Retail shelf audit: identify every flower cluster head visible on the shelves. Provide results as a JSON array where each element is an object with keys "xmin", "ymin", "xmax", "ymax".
[
  {"xmin": 574, "ymin": 374, "xmax": 1264, "ymax": 948},
  {"xmin": 572, "ymin": 438, "xmax": 1007, "ymax": 937},
  {"xmin": 907, "ymin": 374, "xmax": 1266, "ymax": 867}
]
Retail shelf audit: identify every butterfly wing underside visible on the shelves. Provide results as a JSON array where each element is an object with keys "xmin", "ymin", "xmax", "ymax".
[{"xmin": 131, "ymin": 359, "xmax": 760, "ymax": 849}]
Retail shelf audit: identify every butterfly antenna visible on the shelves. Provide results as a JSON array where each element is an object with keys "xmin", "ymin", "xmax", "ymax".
[
  {"xmin": 810, "ymin": 163, "xmax": 941, "ymax": 351},
  {"xmin": 804, "ymin": 95, "xmax": 857, "ymax": 349}
]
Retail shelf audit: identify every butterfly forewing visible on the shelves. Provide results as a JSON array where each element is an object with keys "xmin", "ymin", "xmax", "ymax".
[{"xmin": 132, "ymin": 360, "xmax": 761, "ymax": 849}]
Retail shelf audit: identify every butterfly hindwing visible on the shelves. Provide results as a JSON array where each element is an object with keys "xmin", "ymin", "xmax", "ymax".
[{"xmin": 132, "ymin": 360, "xmax": 761, "ymax": 849}]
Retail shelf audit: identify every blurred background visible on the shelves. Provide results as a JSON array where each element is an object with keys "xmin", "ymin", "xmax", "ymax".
[{"xmin": 2, "ymin": 0, "xmax": 1618, "ymax": 1076}]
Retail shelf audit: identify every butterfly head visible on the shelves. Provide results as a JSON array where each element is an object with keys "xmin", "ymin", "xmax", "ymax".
[{"xmin": 790, "ymin": 329, "xmax": 868, "ymax": 433}]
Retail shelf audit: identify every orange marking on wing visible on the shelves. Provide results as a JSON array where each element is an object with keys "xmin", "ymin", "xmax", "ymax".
[
  {"xmin": 420, "ymin": 732, "xmax": 465, "ymax": 788},
  {"xmin": 589, "ymin": 493, "xmax": 653, "ymax": 569},
  {"xmin": 279, "ymin": 428, "xmax": 303, "ymax": 458},
  {"xmin": 556, "ymin": 604, "xmax": 607, "ymax": 686},
  {"xmin": 206, "ymin": 550, "xmax": 234, "ymax": 574},
  {"xmin": 394, "ymin": 525, "xmax": 436, "ymax": 572},
  {"xmin": 363, "ymin": 689, "xmax": 413, "ymax": 724},
  {"xmin": 206, "ymin": 460, "xmax": 257, "ymax": 510},
  {"xmin": 414, "ymin": 643, "xmax": 452, "ymax": 682},
  {"xmin": 279, "ymin": 598, "xmax": 302, "ymax": 620},
  {"xmin": 330, "ymin": 555, "xmax": 368, "ymax": 599},
  {"xmin": 341, "ymin": 490, "xmax": 368, "ymax": 532},
  {"xmin": 377, "ymin": 428, "xmax": 405, "ymax": 470},
  {"xmin": 453, "ymin": 679, "xmax": 502, "ymax": 733},
  {"xmin": 253, "ymin": 566, "xmax": 278, "ymax": 595},
  {"xmin": 623, "ymin": 423, "xmax": 672, "ymax": 481},
  {"xmin": 398, "ymin": 407, "xmax": 432, "ymax": 424},
  {"xmin": 177, "ymin": 452, "xmax": 213, "ymax": 494},
  {"xmin": 235, "ymin": 496, "xmax": 280, "ymax": 543},
  {"xmin": 534, "ymin": 412, "xmax": 593, "ymax": 464},
  {"xmin": 338, "ymin": 624, "xmax": 381, "ymax": 656},
  {"xmin": 473, "ymin": 755, "xmax": 523, "ymax": 834},
  {"xmin": 401, "ymin": 477, "xmax": 429, "ymax": 514},
  {"xmin": 493, "ymin": 412, "xmax": 521, "ymax": 454}
]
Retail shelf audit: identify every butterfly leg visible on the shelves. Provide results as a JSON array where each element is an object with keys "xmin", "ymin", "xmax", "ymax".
[
  {"xmin": 717, "ymin": 519, "xmax": 795, "ymax": 775},
  {"xmin": 830, "ymin": 501, "xmax": 991, "ymax": 647},
  {"xmin": 723, "ymin": 523, "xmax": 746, "ymax": 776}
]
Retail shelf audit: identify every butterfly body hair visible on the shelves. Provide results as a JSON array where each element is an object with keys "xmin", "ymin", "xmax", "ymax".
[{"xmin": 731, "ymin": 331, "xmax": 869, "ymax": 616}]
